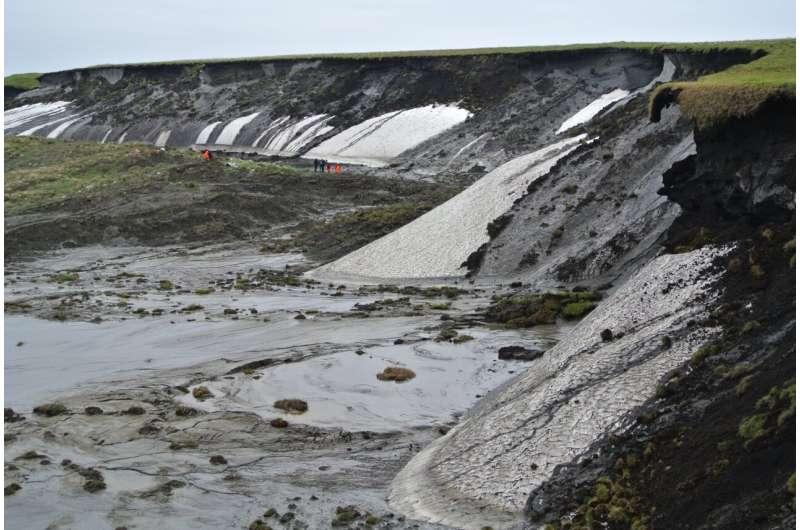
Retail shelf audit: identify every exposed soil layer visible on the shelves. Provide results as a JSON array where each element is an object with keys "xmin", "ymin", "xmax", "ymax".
[{"xmin": 525, "ymin": 99, "xmax": 795, "ymax": 530}]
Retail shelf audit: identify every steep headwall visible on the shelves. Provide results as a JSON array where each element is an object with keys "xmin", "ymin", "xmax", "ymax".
[{"xmin": 5, "ymin": 48, "xmax": 751, "ymax": 177}]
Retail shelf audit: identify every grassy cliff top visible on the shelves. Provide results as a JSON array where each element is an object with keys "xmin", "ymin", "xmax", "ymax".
[
  {"xmin": 4, "ymin": 72, "xmax": 42, "ymax": 91},
  {"xmin": 650, "ymin": 39, "xmax": 795, "ymax": 127}
]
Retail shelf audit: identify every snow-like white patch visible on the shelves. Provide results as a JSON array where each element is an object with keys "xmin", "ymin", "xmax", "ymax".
[
  {"xmin": 264, "ymin": 114, "xmax": 330, "ymax": 152},
  {"xmin": 556, "ymin": 89, "xmax": 629, "ymax": 134},
  {"xmin": 100, "ymin": 129, "xmax": 113, "ymax": 144},
  {"xmin": 251, "ymin": 116, "xmax": 290, "ymax": 147},
  {"xmin": 310, "ymin": 135, "xmax": 586, "ymax": 280},
  {"xmin": 46, "ymin": 116, "xmax": 85, "ymax": 139},
  {"xmin": 195, "ymin": 121, "xmax": 221, "ymax": 144},
  {"xmin": 154, "ymin": 130, "xmax": 171, "ymax": 147},
  {"xmin": 214, "ymin": 112, "xmax": 260, "ymax": 145},
  {"xmin": 117, "ymin": 132, "xmax": 128, "ymax": 144},
  {"xmin": 390, "ymin": 247, "xmax": 727, "ymax": 528},
  {"xmin": 305, "ymin": 104, "xmax": 471, "ymax": 166},
  {"xmin": 4, "ymin": 101, "xmax": 71, "ymax": 130},
  {"xmin": 17, "ymin": 114, "xmax": 78, "ymax": 137}
]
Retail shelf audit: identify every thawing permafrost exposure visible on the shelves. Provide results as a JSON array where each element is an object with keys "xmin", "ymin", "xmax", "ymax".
[
  {"xmin": 311, "ymin": 134, "xmax": 586, "ymax": 280},
  {"xmin": 3, "ymin": 24, "xmax": 796, "ymax": 530},
  {"xmin": 389, "ymin": 248, "xmax": 725, "ymax": 528},
  {"xmin": 305, "ymin": 104, "xmax": 473, "ymax": 166}
]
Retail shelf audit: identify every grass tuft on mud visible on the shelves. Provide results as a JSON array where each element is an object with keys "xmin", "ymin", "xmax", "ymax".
[{"xmin": 5, "ymin": 72, "xmax": 41, "ymax": 91}]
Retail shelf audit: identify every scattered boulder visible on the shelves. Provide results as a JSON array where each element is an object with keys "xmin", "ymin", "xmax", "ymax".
[
  {"xmin": 294, "ymin": 313, "xmax": 307, "ymax": 320},
  {"xmin": 274, "ymin": 399, "xmax": 308, "ymax": 414},
  {"xmin": 209, "ymin": 455, "xmax": 228, "ymax": 465},
  {"xmin": 270, "ymin": 418, "xmax": 289, "ymax": 428},
  {"xmin": 5, "ymin": 408, "xmax": 25, "ymax": 422},
  {"xmin": 175, "ymin": 405, "xmax": 201, "ymax": 417},
  {"xmin": 84, "ymin": 406, "xmax": 104, "ymax": 416},
  {"xmin": 122, "ymin": 406, "xmax": 145, "ymax": 415},
  {"xmin": 601, "ymin": 328, "xmax": 614, "ymax": 342},
  {"xmin": 138, "ymin": 424, "xmax": 161, "ymax": 435},
  {"xmin": 376, "ymin": 367, "xmax": 416, "ymax": 382},
  {"xmin": 498, "ymin": 346, "xmax": 544, "ymax": 362},
  {"xmin": 4, "ymin": 483, "xmax": 21, "ymax": 496}
]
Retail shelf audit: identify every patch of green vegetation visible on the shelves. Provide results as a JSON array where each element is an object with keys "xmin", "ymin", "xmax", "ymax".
[
  {"xmin": 48, "ymin": 272, "xmax": 80, "ymax": 283},
  {"xmin": 739, "ymin": 380, "xmax": 795, "ymax": 447},
  {"xmin": 5, "ymin": 136, "xmax": 200, "ymax": 215},
  {"xmin": 33, "ymin": 402, "xmax": 67, "ymax": 417},
  {"xmin": 485, "ymin": 290, "xmax": 602, "ymax": 328},
  {"xmin": 429, "ymin": 302, "xmax": 451, "ymax": 310},
  {"xmin": 376, "ymin": 367, "xmax": 416, "ymax": 382},
  {"xmin": 158, "ymin": 280, "xmax": 173, "ymax": 290},
  {"xmin": 5, "ymin": 72, "xmax": 41, "ymax": 91},
  {"xmin": 194, "ymin": 287, "xmax": 214, "ymax": 295},
  {"xmin": 735, "ymin": 375, "xmax": 754, "ymax": 397},
  {"xmin": 650, "ymin": 39, "xmax": 795, "ymax": 128},
  {"xmin": 181, "ymin": 303, "xmax": 204, "ymax": 312},
  {"xmin": 561, "ymin": 301, "xmax": 598, "ymax": 319},
  {"xmin": 192, "ymin": 386, "xmax": 214, "ymax": 401},
  {"xmin": 453, "ymin": 334, "xmax": 474, "ymax": 344},
  {"xmin": 689, "ymin": 342, "xmax": 721, "ymax": 369}
]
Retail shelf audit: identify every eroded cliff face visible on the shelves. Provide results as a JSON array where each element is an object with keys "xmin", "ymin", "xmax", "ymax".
[
  {"xmin": 6, "ymin": 49, "xmax": 750, "ymax": 179},
  {"xmin": 521, "ymin": 98, "xmax": 795, "ymax": 530}
]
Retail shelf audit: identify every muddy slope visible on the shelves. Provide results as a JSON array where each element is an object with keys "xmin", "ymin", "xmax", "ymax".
[
  {"xmin": 522, "ymin": 98, "xmax": 796, "ymax": 530},
  {"xmin": 472, "ymin": 94, "xmax": 692, "ymax": 286}
]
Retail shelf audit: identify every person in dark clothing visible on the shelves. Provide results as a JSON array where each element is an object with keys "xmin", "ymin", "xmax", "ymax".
[{"xmin": 313, "ymin": 159, "xmax": 319, "ymax": 173}]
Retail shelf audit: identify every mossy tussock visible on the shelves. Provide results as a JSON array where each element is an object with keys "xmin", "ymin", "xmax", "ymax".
[
  {"xmin": 650, "ymin": 39, "xmax": 795, "ymax": 128},
  {"xmin": 484, "ymin": 290, "xmax": 602, "ymax": 328}
]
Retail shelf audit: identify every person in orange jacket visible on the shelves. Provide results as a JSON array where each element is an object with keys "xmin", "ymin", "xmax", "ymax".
[{"xmin": 201, "ymin": 150, "xmax": 211, "ymax": 161}]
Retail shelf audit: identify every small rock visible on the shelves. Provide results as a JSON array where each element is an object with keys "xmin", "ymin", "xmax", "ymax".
[
  {"xmin": 5, "ymin": 483, "xmax": 21, "ymax": 496},
  {"xmin": 270, "ymin": 418, "xmax": 289, "ymax": 428},
  {"xmin": 498, "ymin": 346, "xmax": 543, "ymax": 361},
  {"xmin": 209, "ymin": 455, "xmax": 228, "ymax": 465},
  {"xmin": 5, "ymin": 408, "xmax": 25, "ymax": 423},
  {"xmin": 600, "ymin": 329, "xmax": 614, "ymax": 342},
  {"xmin": 84, "ymin": 406, "xmax": 104, "ymax": 416}
]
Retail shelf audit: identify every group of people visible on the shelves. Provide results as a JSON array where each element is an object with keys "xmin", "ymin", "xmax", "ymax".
[{"xmin": 313, "ymin": 159, "xmax": 342, "ymax": 173}]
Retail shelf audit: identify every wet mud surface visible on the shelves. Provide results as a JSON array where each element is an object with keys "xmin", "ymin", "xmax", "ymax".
[{"xmin": 4, "ymin": 242, "xmax": 564, "ymax": 529}]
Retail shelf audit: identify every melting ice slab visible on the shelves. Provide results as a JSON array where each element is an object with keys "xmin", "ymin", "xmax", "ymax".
[
  {"xmin": 556, "ymin": 88, "xmax": 629, "ymax": 134},
  {"xmin": 305, "ymin": 104, "xmax": 471, "ymax": 167},
  {"xmin": 389, "ymin": 247, "xmax": 726, "ymax": 529},
  {"xmin": 4, "ymin": 101, "xmax": 72, "ymax": 131},
  {"xmin": 310, "ymin": 135, "xmax": 586, "ymax": 280}
]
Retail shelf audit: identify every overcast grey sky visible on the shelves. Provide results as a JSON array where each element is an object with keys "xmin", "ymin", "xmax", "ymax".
[{"xmin": 4, "ymin": 0, "xmax": 796, "ymax": 74}]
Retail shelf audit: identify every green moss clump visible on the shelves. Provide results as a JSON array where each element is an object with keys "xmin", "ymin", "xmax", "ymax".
[
  {"xmin": 376, "ymin": 367, "xmax": 416, "ymax": 382},
  {"xmin": 736, "ymin": 375, "xmax": 754, "ymax": 397},
  {"xmin": 181, "ymin": 304, "xmax": 204, "ymax": 312},
  {"xmin": 561, "ymin": 301, "xmax": 597, "ymax": 319},
  {"xmin": 192, "ymin": 386, "xmax": 213, "ymax": 401},
  {"xmin": 429, "ymin": 302, "xmax": 451, "ymax": 310},
  {"xmin": 437, "ymin": 328, "xmax": 459, "ymax": 341},
  {"xmin": 738, "ymin": 413, "xmax": 768, "ymax": 444},
  {"xmin": 741, "ymin": 320, "xmax": 761, "ymax": 334},
  {"xmin": 689, "ymin": 343, "xmax": 721, "ymax": 369},
  {"xmin": 453, "ymin": 334, "xmax": 474, "ymax": 344},
  {"xmin": 4, "ymin": 483, "xmax": 21, "ymax": 496},
  {"xmin": 195, "ymin": 287, "xmax": 214, "ymax": 295},
  {"xmin": 274, "ymin": 399, "xmax": 309, "ymax": 414},
  {"xmin": 33, "ymin": 402, "xmax": 67, "ymax": 417},
  {"xmin": 49, "ymin": 272, "xmax": 80, "ymax": 283},
  {"xmin": 158, "ymin": 279, "xmax": 173, "ymax": 290}
]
